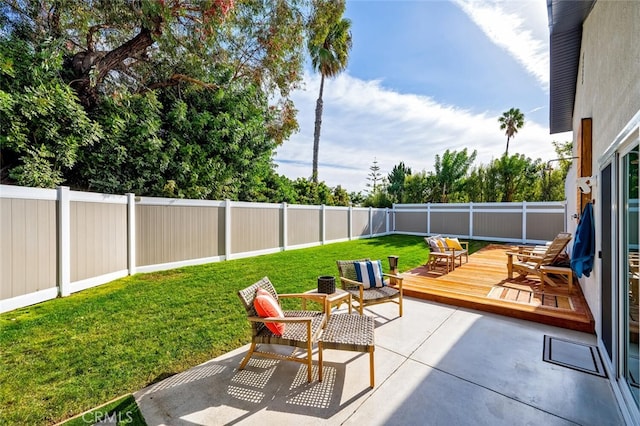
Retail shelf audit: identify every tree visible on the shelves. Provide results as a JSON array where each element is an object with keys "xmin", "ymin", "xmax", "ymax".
[
  {"xmin": 308, "ymin": 0, "xmax": 352, "ymax": 183},
  {"xmin": 366, "ymin": 158, "xmax": 383, "ymax": 194},
  {"xmin": 363, "ymin": 190, "xmax": 392, "ymax": 208},
  {"xmin": 1, "ymin": 0, "xmax": 327, "ymax": 193},
  {"xmin": 403, "ymin": 172, "xmax": 431, "ymax": 203},
  {"xmin": 467, "ymin": 164, "xmax": 500, "ymax": 202},
  {"xmin": 387, "ymin": 162, "xmax": 411, "ymax": 203},
  {"xmin": 539, "ymin": 141, "xmax": 573, "ymax": 201},
  {"xmin": 348, "ymin": 191, "xmax": 365, "ymax": 206},
  {"xmin": 498, "ymin": 107, "xmax": 525, "ymax": 156},
  {"xmin": 0, "ymin": 38, "xmax": 102, "ymax": 187},
  {"xmin": 494, "ymin": 154, "xmax": 532, "ymax": 202},
  {"xmin": 1, "ymin": 0, "xmax": 308, "ymax": 142},
  {"xmin": 432, "ymin": 149, "xmax": 477, "ymax": 203}
]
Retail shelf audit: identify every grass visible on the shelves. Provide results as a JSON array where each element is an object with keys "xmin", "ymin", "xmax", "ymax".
[{"xmin": 0, "ymin": 235, "xmax": 490, "ymax": 424}]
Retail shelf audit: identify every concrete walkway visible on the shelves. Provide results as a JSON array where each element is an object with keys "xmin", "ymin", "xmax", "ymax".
[{"xmin": 135, "ymin": 297, "xmax": 623, "ymax": 425}]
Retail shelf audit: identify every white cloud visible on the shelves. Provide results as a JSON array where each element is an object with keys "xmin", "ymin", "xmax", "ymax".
[
  {"xmin": 453, "ymin": 0, "xmax": 550, "ymax": 89},
  {"xmin": 274, "ymin": 72, "xmax": 570, "ymax": 193}
]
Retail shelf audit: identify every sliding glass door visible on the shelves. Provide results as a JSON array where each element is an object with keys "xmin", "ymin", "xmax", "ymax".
[{"xmin": 623, "ymin": 145, "xmax": 639, "ymax": 407}]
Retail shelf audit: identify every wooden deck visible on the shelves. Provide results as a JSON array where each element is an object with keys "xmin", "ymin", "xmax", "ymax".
[{"xmin": 400, "ymin": 245, "xmax": 595, "ymax": 333}]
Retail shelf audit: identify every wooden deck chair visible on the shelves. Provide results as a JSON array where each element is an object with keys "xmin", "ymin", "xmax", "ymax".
[
  {"xmin": 506, "ymin": 233, "xmax": 572, "ymax": 290},
  {"xmin": 237, "ymin": 277, "xmax": 327, "ymax": 382},
  {"xmin": 336, "ymin": 259, "xmax": 403, "ymax": 317}
]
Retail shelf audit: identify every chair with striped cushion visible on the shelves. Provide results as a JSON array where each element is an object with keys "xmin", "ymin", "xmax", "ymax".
[
  {"xmin": 237, "ymin": 277, "xmax": 327, "ymax": 382},
  {"xmin": 336, "ymin": 259, "xmax": 403, "ymax": 317}
]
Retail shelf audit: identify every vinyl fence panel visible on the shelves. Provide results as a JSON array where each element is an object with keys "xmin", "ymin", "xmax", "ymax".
[
  {"xmin": 287, "ymin": 205, "xmax": 322, "ymax": 248},
  {"xmin": 136, "ymin": 198, "xmax": 224, "ymax": 269},
  {"xmin": 0, "ymin": 190, "xmax": 57, "ymax": 310},
  {"xmin": 325, "ymin": 207, "xmax": 349, "ymax": 242}
]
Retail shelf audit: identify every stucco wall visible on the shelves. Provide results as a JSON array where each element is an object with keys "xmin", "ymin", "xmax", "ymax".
[{"xmin": 570, "ymin": 0, "xmax": 640, "ymax": 331}]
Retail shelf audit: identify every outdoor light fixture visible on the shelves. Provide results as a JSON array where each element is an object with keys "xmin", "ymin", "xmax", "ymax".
[{"xmin": 388, "ymin": 255, "xmax": 399, "ymax": 271}]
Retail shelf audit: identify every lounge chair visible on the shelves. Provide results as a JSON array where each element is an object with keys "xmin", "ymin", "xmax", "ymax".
[
  {"xmin": 506, "ymin": 233, "xmax": 572, "ymax": 291},
  {"xmin": 237, "ymin": 277, "xmax": 327, "ymax": 382},
  {"xmin": 336, "ymin": 259, "xmax": 403, "ymax": 317}
]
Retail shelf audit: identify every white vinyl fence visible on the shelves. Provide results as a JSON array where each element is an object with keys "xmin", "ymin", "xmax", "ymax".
[
  {"xmin": 0, "ymin": 185, "xmax": 389, "ymax": 313},
  {"xmin": 1, "ymin": 184, "xmax": 567, "ymax": 313}
]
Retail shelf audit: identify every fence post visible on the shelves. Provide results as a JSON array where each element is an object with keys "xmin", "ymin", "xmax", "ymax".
[
  {"xmin": 369, "ymin": 207, "xmax": 373, "ymax": 237},
  {"xmin": 522, "ymin": 201, "xmax": 527, "ymax": 243},
  {"xmin": 385, "ymin": 207, "xmax": 389, "ymax": 235},
  {"xmin": 321, "ymin": 204, "xmax": 326, "ymax": 244},
  {"xmin": 427, "ymin": 203, "xmax": 431, "ymax": 235},
  {"xmin": 127, "ymin": 193, "xmax": 136, "ymax": 276},
  {"xmin": 225, "ymin": 199, "xmax": 232, "ymax": 260},
  {"xmin": 392, "ymin": 204, "xmax": 396, "ymax": 233},
  {"xmin": 57, "ymin": 186, "xmax": 71, "ymax": 297},
  {"xmin": 469, "ymin": 202, "xmax": 474, "ymax": 240},
  {"xmin": 282, "ymin": 202, "xmax": 288, "ymax": 251},
  {"xmin": 349, "ymin": 205, "xmax": 353, "ymax": 240}
]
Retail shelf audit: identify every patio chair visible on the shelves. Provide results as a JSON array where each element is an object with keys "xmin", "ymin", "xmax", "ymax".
[
  {"xmin": 237, "ymin": 277, "xmax": 327, "ymax": 382},
  {"xmin": 424, "ymin": 236, "xmax": 469, "ymax": 272},
  {"xmin": 336, "ymin": 259, "xmax": 403, "ymax": 317},
  {"xmin": 506, "ymin": 232, "xmax": 572, "ymax": 290}
]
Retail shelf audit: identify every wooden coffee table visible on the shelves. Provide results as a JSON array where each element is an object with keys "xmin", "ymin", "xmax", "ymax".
[{"xmin": 302, "ymin": 288, "xmax": 352, "ymax": 317}]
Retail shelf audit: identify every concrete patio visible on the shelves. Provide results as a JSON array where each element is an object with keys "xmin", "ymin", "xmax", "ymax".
[{"xmin": 135, "ymin": 297, "xmax": 623, "ymax": 425}]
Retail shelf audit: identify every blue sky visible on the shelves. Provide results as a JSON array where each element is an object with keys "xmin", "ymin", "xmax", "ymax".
[{"xmin": 274, "ymin": 0, "xmax": 571, "ymax": 193}]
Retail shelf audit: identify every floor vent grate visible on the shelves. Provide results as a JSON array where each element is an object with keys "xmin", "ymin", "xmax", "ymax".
[{"xmin": 543, "ymin": 335, "xmax": 607, "ymax": 378}]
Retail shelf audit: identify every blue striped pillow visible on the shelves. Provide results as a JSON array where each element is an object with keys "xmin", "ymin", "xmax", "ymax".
[{"xmin": 354, "ymin": 260, "xmax": 385, "ymax": 289}]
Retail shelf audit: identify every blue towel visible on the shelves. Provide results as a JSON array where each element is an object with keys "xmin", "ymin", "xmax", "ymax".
[{"xmin": 571, "ymin": 202, "xmax": 595, "ymax": 278}]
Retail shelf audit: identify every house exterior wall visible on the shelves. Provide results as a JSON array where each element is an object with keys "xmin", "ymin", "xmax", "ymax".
[{"xmin": 570, "ymin": 0, "xmax": 640, "ymax": 331}]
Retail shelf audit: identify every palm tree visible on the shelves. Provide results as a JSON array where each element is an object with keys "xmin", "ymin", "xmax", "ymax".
[
  {"xmin": 498, "ymin": 107, "xmax": 525, "ymax": 156},
  {"xmin": 308, "ymin": 2, "xmax": 352, "ymax": 183}
]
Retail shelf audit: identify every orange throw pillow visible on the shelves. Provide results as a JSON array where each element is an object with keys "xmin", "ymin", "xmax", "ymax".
[{"xmin": 253, "ymin": 288, "xmax": 286, "ymax": 336}]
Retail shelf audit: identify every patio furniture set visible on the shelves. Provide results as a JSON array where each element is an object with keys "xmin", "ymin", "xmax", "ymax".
[
  {"xmin": 237, "ymin": 259, "xmax": 403, "ymax": 389},
  {"xmin": 425, "ymin": 233, "xmax": 575, "ymax": 294},
  {"xmin": 237, "ymin": 233, "xmax": 575, "ymax": 390}
]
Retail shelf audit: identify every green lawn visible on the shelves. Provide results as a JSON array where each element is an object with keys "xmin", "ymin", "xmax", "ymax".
[{"xmin": 0, "ymin": 235, "xmax": 488, "ymax": 425}]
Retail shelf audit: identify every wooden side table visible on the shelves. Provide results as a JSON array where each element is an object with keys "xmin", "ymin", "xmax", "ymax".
[{"xmin": 302, "ymin": 288, "xmax": 352, "ymax": 317}]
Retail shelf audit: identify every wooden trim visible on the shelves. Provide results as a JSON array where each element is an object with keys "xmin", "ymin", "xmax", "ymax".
[{"xmin": 577, "ymin": 118, "xmax": 593, "ymax": 213}]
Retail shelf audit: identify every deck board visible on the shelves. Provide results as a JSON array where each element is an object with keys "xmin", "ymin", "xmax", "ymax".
[{"xmin": 400, "ymin": 244, "xmax": 595, "ymax": 333}]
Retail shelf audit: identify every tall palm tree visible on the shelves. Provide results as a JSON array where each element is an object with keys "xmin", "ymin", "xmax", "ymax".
[
  {"xmin": 498, "ymin": 107, "xmax": 525, "ymax": 156},
  {"xmin": 308, "ymin": 2, "xmax": 352, "ymax": 183}
]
